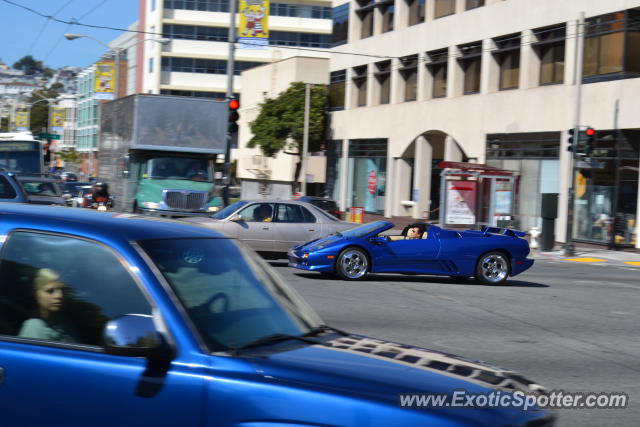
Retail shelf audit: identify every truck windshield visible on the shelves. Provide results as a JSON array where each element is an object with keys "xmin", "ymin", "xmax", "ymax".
[
  {"xmin": 138, "ymin": 237, "xmax": 322, "ymax": 353},
  {"xmin": 144, "ymin": 157, "xmax": 213, "ymax": 182}
]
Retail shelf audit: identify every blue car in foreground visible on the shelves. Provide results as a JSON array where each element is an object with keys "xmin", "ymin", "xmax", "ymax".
[
  {"xmin": 288, "ymin": 221, "xmax": 534, "ymax": 285},
  {"xmin": 0, "ymin": 204, "xmax": 550, "ymax": 426}
]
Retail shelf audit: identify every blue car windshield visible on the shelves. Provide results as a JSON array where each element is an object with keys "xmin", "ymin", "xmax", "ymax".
[
  {"xmin": 138, "ymin": 238, "xmax": 322, "ymax": 352},
  {"xmin": 339, "ymin": 221, "xmax": 390, "ymax": 238},
  {"xmin": 212, "ymin": 200, "xmax": 248, "ymax": 219}
]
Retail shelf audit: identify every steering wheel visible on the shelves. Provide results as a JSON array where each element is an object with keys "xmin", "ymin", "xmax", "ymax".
[{"xmin": 191, "ymin": 292, "xmax": 230, "ymax": 317}]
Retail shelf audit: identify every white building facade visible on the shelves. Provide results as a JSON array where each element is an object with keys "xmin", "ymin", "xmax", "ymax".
[
  {"xmin": 136, "ymin": 0, "xmax": 332, "ymax": 96},
  {"xmin": 328, "ymin": 0, "xmax": 640, "ymax": 249}
]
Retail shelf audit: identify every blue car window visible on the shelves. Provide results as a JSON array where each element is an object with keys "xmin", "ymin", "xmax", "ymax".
[
  {"xmin": 0, "ymin": 176, "xmax": 17, "ymax": 199},
  {"xmin": 139, "ymin": 238, "xmax": 321, "ymax": 352},
  {"xmin": 0, "ymin": 232, "xmax": 152, "ymax": 346}
]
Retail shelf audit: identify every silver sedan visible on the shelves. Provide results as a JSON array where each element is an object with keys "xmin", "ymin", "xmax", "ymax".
[{"xmin": 183, "ymin": 200, "xmax": 356, "ymax": 254}]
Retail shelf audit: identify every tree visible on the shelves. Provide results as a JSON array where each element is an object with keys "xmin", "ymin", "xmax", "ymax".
[
  {"xmin": 27, "ymin": 88, "xmax": 60, "ymax": 134},
  {"xmin": 248, "ymin": 82, "xmax": 328, "ymax": 191},
  {"xmin": 13, "ymin": 55, "xmax": 46, "ymax": 75}
]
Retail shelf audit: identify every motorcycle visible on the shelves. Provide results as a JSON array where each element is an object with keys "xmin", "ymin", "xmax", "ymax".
[{"xmin": 82, "ymin": 194, "xmax": 113, "ymax": 211}]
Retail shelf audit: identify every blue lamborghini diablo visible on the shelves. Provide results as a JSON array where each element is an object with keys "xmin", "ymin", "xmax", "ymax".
[{"xmin": 288, "ymin": 221, "xmax": 534, "ymax": 285}]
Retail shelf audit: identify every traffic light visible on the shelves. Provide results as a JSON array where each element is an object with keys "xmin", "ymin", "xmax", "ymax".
[
  {"xmin": 228, "ymin": 98, "xmax": 240, "ymax": 134},
  {"xmin": 567, "ymin": 128, "xmax": 576, "ymax": 152},
  {"xmin": 584, "ymin": 127, "xmax": 596, "ymax": 156}
]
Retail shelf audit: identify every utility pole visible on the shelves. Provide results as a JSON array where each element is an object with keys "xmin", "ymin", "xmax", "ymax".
[
  {"xmin": 300, "ymin": 83, "xmax": 311, "ymax": 196},
  {"xmin": 564, "ymin": 12, "xmax": 585, "ymax": 257},
  {"xmin": 223, "ymin": 0, "xmax": 237, "ymax": 206}
]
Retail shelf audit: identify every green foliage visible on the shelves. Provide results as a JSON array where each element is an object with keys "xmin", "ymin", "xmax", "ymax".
[
  {"xmin": 58, "ymin": 149, "xmax": 81, "ymax": 164},
  {"xmin": 27, "ymin": 89, "xmax": 60, "ymax": 134},
  {"xmin": 0, "ymin": 117, "xmax": 8, "ymax": 132},
  {"xmin": 248, "ymin": 82, "xmax": 328, "ymax": 158},
  {"xmin": 13, "ymin": 55, "xmax": 47, "ymax": 76}
]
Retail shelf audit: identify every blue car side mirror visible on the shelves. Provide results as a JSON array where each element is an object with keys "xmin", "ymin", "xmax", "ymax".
[{"xmin": 104, "ymin": 314, "xmax": 173, "ymax": 359}]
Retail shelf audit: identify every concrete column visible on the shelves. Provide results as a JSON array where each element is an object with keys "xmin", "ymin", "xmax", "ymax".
[
  {"xmin": 481, "ymin": 38, "xmax": 497, "ymax": 94},
  {"xmin": 413, "ymin": 136, "xmax": 432, "ymax": 218},
  {"xmin": 447, "ymin": 46, "xmax": 463, "ymax": 98},
  {"xmin": 384, "ymin": 152, "xmax": 394, "ymax": 218},
  {"xmin": 444, "ymin": 136, "xmax": 463, "ymax": 161},
  {"xmin": 393, "ymin": 156, "xmax": 413, "ymax": 216},
  {"xmin": 519, "ymin": 29, "xmax": 539, "ymax": 89},
  {"xmin": 366, "ymin": 63, "xmax": 375, "ymax": 107},
  {"xmin": 395, "ymin": 0, "xmax": 409, "ymax": 30},
  {"xmin": 417, "ymin": 52, "xmax": 428, "ymax": 102},
  {"xmin": 344, "ymin": 68, "xmax": 353, "ymax": 110},
  {"xmin": 390, "ymin": 58, "xmax": 402, "ymax": 104},
  {"xmin": 455, "ymin": 0, "xmax": 465, "ymax": 14},
  {"xmin": 425, "ymin": 0, "xmax": 435, "ymax": 22},
  {"xmin": 348, "ymin": 0, "xmax": 360, "ymax": 44},
  {"xmin": 339, "ymin": 139, "xmax": 349, "ymax": 211}
]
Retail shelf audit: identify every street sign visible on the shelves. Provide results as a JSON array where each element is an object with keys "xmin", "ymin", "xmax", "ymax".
[{"xmin": 38, "ymin": 133, "xmax": 61, "ymax": 140}]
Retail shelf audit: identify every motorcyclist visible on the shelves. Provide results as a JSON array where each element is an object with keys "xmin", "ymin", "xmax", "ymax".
[{"xmin": 90, "ymin": 182, "xmax": 111, "ymax": 207}]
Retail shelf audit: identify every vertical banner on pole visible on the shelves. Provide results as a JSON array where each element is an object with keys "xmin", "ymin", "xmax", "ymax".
[
  {"xmin": 50, "ymin": 107, "xmax": 66, "ymax": 132},
  {"xmin": 94, "ymin": 61, "xmax": 116, "ymax": 100},
  {"xmin": 15, "ymin": 110, "xmax": 29, "ymax": 131},
  {"xmin": 238, "ymin": 0, "xmax": 270, "ymax": 49}
]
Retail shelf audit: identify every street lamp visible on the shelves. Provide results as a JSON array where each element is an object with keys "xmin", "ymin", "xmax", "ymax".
[{"xmin": 64, "ymin": 33, "xmax": 170, "ymax": 98}]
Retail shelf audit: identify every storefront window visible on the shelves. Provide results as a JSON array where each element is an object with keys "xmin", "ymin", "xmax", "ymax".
[
  {"xmin": 348, "ymin": 139, "xmax": 387, "ymax": 214},
  {"xmin": 573, "ymin": 130, "xmax": 639, "ymax": 246}
]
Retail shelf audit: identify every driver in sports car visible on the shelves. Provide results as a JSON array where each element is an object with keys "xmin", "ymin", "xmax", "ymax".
[{"xmin": 402, "ymin": 223, "xmax": 427, "ymax": 239}]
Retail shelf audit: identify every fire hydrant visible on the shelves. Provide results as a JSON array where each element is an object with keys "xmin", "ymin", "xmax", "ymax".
[{"xmin": 529, "ymin": 226, "xmax": 540, "ymax": 250}]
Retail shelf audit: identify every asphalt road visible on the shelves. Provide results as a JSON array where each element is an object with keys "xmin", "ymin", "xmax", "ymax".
[{"xmin": 271, "ymin": 258, "xmax": 640, "ymax": 427}]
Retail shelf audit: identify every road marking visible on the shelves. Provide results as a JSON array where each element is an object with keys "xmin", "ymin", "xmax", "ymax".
[
  {"xmin": 624, "ymin": 261, "xmax": 640, "ymax": 266},
  {"xmin": 564, "ymin": 257, "xmax": 606, "ymax": 263}
]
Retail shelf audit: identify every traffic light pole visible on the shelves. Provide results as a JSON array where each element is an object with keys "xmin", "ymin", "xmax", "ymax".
[
  {"xmin": 223, "ymin": 0, "xmax": 237, "ymax": 207},
  {"xmin": 564, "ymin": 12, "xmax": 585, "ymax": 257}
]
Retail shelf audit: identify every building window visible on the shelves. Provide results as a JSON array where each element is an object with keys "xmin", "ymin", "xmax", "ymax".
[
  {"xmin": 329, "ymin": 70, "xmax": 346, "ymax": 111},
  {"xmin": 164, "ymin": 0, "xmax": 230, "ymax": 12},
  {"xmin": 161, "ymin": 57, "xmax": 264, "ymax": 75},
  {"xmin": 583, "ymin": 9, "xmax": 640, "ymax": 83},
  {"xmin": 356, "ymin": 0, "xmax": 375, "ymax": 39},
  {"xmin": 458, "ymin": 42, "xmax": 482, "ymax": 94},
  {"xmin": 270, "ymin": 31, "xmax": 331, "ymax": 48},
  {"xmin": 332, "ymin": 3, "xmax": 349, "ymax": 47},
  {"xmin": 164, "ymin": 24, "xmax": 228, "ymax": 42},
  {"xmin": 400, "ymin": 55, "xmax": 418, "ymax": 102},
  {"xmin": 151, "ymin": 0, "xmax": 156, "ymax": 11},
  {"xmin": 352, "ymin": 65, "xmax": 368, "ymax": 107},
  {"xmin": 271, "ymin": 3, "xmax": 331, "ymax": 19},
  {"xmin": 379, "ymin": 0, "xmax": 395, "ymax": 33},
  {"xmin": 486, "ymin": 132, "xmax": 561, "ymax": 159},
  {"xmin": 348, "ymin": 139, "xmax": 388, "ymax": 214},
  {"xmin": 407, "ymin": 0, "xmax": 425, "ymax": 26},
  {"xmin": 160, "ymin": 89, "xmax": 232, "ymax": 99},
  {"xmin": 465, "ymin": 0, "xmax": 484, "ymax": 10},
  {"xmin": 375, "ymin": 60, "xmax": 391, "ymax": 104},
  {"xmin": 148, "ymin": 57, "xmax": 154, "ymax": 73},
  {"xmin": 434, "ymin": 0, "xmax": 455, "ymax": 19},
  {"xmin": 427, "ymin": 48, "xmax": 448, "ymax": 98},
  {"xmin": 533, "ymin": 24, "xmax": 565, "ymax": 85},
  {"xmin": 493, "ymin": 33, "xmax": 521, "ymax": 90}
]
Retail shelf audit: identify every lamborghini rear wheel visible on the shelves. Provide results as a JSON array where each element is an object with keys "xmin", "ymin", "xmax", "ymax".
[
  {"xmin": 336, "ymin": 247, "xmax": 369, "ymax": 280},
  {"xmin": 475, "ymin": 251, "xmax": 509, "ymax": 285}
]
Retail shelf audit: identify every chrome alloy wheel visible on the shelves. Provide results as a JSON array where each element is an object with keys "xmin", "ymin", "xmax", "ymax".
[
  {"xmin": 339, "ymin": 249, "xmax": 368, "ymax": 279},
  {"xmin": 479, "ymin": 253, "xmax": 509, "ymax": 284}
]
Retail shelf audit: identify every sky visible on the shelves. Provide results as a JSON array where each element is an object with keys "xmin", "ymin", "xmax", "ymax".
[{"xmin": 0, "ymin": 0, "xmax": 140, "ymax": 70}]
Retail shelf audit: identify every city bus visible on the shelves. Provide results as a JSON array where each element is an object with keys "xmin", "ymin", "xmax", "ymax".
[{"xmin": 0, "ymin": 132, "xmax": 44, "ymax": 174}]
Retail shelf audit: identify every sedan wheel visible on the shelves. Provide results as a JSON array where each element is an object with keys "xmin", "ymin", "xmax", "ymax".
[
  {"xmin": 475, "ymin": 252, "xmax": 509, "ymax": 285},
  {"xmin": 336, "ymin": 248, "xmax": 369, "ymax": 280}
]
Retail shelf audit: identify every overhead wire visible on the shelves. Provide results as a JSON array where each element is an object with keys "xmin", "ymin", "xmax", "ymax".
[{"xmin": 27, "ymin": 0, "xmax": 74, "ymax": 56}]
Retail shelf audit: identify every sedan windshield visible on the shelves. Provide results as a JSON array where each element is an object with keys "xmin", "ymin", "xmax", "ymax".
[
  {"xmin": 340, "ymin": 220, "xmax": 390, "ymax": 238},
  {"xmin": 138, "ymin": 238, "xmax": 321, "ymax": 352}
]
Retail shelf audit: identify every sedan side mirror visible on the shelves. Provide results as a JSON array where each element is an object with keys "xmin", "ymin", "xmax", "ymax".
[
  {"xmin": 369, "ymin": 236, "xmax": 388, "ymax": 245},
  {"xmin": 103, "ymin": 314, "xmax": 172, "ymax": 359},
  {"xmin": 229, "ymin": 213, "xmax": 243, "ymax": 222}
]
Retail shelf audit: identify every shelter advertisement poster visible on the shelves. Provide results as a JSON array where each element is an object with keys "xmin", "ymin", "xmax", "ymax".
[
  {"xmin": 94, "ymin": 61, "xmax": 116, "ymax": 99},
  {"xmin": 15, "ymin": 111, "xmax": 29, "ymax": 131},
  {"xmin": 238, "ymin": 0, "xmax": 269, "ymax": 49},
  {"xmin": 445, "ymin": 180, "xmax": 477, "ymax": 224},
  {"xmin": 50, "ymin": 107, "xmax": 66, "ymax": 131}
]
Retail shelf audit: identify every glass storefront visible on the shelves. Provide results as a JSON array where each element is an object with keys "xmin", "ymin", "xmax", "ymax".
[
  {"xmin": 572, "ymin": 130, "xmax": 639, "ymax": 247},
  {"xmin": 347, "ymin": 139, "xmax": 388, "ymax": 214}
]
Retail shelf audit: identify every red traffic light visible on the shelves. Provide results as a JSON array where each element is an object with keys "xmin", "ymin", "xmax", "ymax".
[
  {"xmin": 585, "ymin": 127, "xmax": 595, "ymax": 136},
  {"xmin": 229, "ymin": 99, "xmax": 240, "ymax": 110}
]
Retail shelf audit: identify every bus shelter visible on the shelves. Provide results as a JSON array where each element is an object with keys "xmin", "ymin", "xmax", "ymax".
[{"xmin": 438, "ymin": 161, "xmax": 518, "ymax": 228}]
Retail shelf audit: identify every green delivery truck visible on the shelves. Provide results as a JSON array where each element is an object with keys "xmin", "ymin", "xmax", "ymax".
[{"xmin": 98, "ymin": 94, "xmax": 228, "ymax": 216}]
